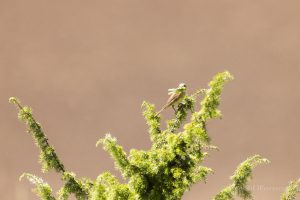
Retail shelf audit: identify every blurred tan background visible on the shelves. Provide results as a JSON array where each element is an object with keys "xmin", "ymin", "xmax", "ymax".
[{"xmin": 1, "ymin": 0, "xmax": 300, "ymax": 199}]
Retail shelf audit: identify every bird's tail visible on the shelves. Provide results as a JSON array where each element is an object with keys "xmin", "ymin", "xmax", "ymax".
[{"xmin": 155, "ymin": 104, "xmax": 169, "ymax": 117}]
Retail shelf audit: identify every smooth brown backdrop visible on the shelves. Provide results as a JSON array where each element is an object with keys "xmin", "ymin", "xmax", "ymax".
[{"xmin": 1, "ymin": 0, "xmax": 300, "ymax": 199}]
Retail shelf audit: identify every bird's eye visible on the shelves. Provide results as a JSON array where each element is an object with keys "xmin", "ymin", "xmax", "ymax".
[{"xmin": 179, "ymin": 83, "xmax": 186, "ymax": 87}]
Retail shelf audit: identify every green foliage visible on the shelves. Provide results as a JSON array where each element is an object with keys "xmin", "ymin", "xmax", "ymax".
[
  {"xmin": 20, "ymin": 173, "xmax": 56, "ymax": 200},
  {"xmin": 9, "ymin": 97, "xmax": 65, "ymax": 173},
  {"xmin": 97, "ymin": 134, "xmax": 133, "ymax": 178},
  {"xmin": 281, "ymin": 179, "xmax": 300, "ymax": 200},
  {"xmin": 166, "ymin": 95, "xmax": 195, "ymax": 133},
  {"xmin": 200, "ymin": 71, "xmax": 233, "ymax": 121},
  {"xmin": 141, "ymin": 102, "xmax": 161, "ymax": 141},
  {"xmin": 214, "ymin": 155, "xmax": 270, "ymax": 200},
  {"xmin": 91, "ymin": 172, "xmax": 134, "ymax": 200},
  {"xmin": 58, "ymin": 172, "xmax": 91, "ymax": 200},
  {"xmin": 10, "ymin": 71, "xmax": 299, "ymax": 200},
  {"xmin": 10, "ymin": 97, "xmax": 89, "ymax": 199}
]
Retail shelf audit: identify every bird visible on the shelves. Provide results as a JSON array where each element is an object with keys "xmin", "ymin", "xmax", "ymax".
[{"xmin": 156, "ymin": 83, "xmax": 187, "ymax": 116}]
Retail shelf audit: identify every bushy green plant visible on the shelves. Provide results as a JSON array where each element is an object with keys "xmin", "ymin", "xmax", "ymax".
[{"xmin": 10, "ymin": 71, "xmax": 299, "ymax": 200}]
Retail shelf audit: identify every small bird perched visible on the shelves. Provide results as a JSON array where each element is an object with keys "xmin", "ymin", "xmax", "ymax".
[{"xmin": 156, "ymin": 83, "xmax": 187, "ymax": 116}]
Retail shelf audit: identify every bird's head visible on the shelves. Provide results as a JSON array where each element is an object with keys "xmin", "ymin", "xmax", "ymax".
[
  {"xmin": 177, "ymin": 83, "xmax": 187, "ymax": 92},
  {"xmin": 178, "ymin": 83, "xmax": 186, "ymax": 88},
  {"xmin": 168, "ymin": 83, "xmax": 187, "ymax": 94}
]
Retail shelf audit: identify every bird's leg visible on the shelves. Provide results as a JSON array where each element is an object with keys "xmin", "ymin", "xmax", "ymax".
[{"xmin": 172, "ymin": 105, "xmax": 177, "ymax": 113}]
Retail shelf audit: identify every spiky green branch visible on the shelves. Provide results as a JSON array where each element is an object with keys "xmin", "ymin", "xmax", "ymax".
[
  {"xmin": 9, "ymin": 97, "xmax": 65, "ymax": 173},
  {"xmin": 9, "ymin": 98, "xmax": 89, "ymax": 199},
  {"xmin": 214, "ymin": 155, "xmax": 270, "ymax": 200},
  {"xmin": 96, "ymin": 134, "xmax": 135, "ymax": 178},
  {"xmin": 281, "ymin": 179, "xmax": 300, "ymax": 200},
  {"xmin": 20, "ymin": 173, "xmax": 56, "ymax": 200}
]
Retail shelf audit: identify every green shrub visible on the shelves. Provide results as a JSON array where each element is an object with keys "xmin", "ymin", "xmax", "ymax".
[{"xmin": 10, "ymin": 71, "xmax": 299, "ymax": 200}]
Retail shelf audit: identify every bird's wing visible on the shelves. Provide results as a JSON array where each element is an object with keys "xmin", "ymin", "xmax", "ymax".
[
  {"xmin": 168, "ymin": 88, "xmax": 177, "ymax": 95},
  {"xmin": 156, "ymin": 92, "xmax": 182, "ymax": 116},
  {"xmin": 166, "ymin": 92, "xmax": 180, "ymax": 106}
]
